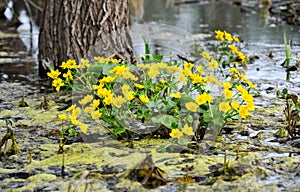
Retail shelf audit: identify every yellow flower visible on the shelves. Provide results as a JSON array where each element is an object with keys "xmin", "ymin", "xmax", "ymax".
[
  {"xmin": 79, "ymin": 58, "xmax": 91, "ymax": 68},
  {"xmin": 148, "ymin": 68, "xmax": 160, "ymax": 78},
  {"xmin": 196, "ymin": 92, "xmax": 213, "ymax": 105},
  {"xmin": 52, "ymin": 78, "xmax": 64, "ymax": 91},
  {"xmin": 242, "ymin": 92, "xmax": 254, "ymax": 103},
  {"xmin": 63, "ymin": 70, "xmax": 73, "ymax": 80},
  {"xmin": 228, "ymin": 44, "xmax": 239, "ymax": 54},
  {"xmin": 139, "ymin": 95, "xmax": 149, "ymax": 103},
  {"xmin": 91, "ymin": 110, "xmax": 102, "ymax": 119},
  {"xmin": 69, "ymin": 114, "xmax": 78, "ymax": 125},
  {"xmin": 169, "ymin": 129, "xmax": 183, "ymax": 139},
  {"xmin": 108, "ymin": 58, "xmax": 120, "ymax": 63},
  {"xmin": 109, "ymin": 65, "xmax": 128, "ymax": 77},
  {"xmin": 184, "ymin": 62, "xmax": 194, "ymax": 69},
  {"xmin": 208, "ymin": 59, "xmax": 218, "ymax": 70},
  {"xmin": 228, "ymin": 68, "xmax": 240, "ymax": 75},
  {"xmin": 92, "ymin": 99, "xmax": 100, "ymax": 108},
  {"xmin": 94, "ymin": 56, "xmax": 106, "ymax": 63},
  {"xmin": 233, "ymin": 36, "xmax": 240, "ymax": 43},
  {"xmin": 66, "ymin": 104, "xmax": 76, "ymax": 112},
  {"xmin": 185, "ymin": 102, "xmax": 198, "ymax": 112},
  {"xmin": 190, "ymin": 74, "xmax": 203, "ymax": 84},
  {"xmin": 223, "ymin": 82, "xmax": 232, "ymax": 89},
  {"xmin": 231, "ymin": 100, "xmax": 240, "ymax": 110},
  {"xmin": 224, "ymin": 89, "xmax": 233, "ymax": 99},
  {"xmin": 78, "ymin": 122, "xmax": 88, "ymax": 134},
  {"xmin": 178, "ymin": 73, "xmax": 188, "ymax": 83},
  {"xmin": 79, "ymin": 95, "xmax": 94, "ymax": 106},
  {"xmin": 196, "ymin": 65, "xmax": 204, "ymax": 74},
  {"xmin": 97, "ymin": 88, "xmax": 112, "ymax": 98},
  {"xmin": 72, "ymin": 107, "xmax": 82, "ymax": 117},
  {"xmin": 58, "ymin": 114, "xmax": 67, "ymax": 120},
  {"xmin": 47, "ymin": 69, "xmax": 61, "ymax": 79},
  {"xmin": 219, "ymin": 102, "xmax": 231, "ymax": 113},
  {"xmin": 84, "ymin": 106, "xmax": 94, "ymax": 114},
  {"xmin": 112, "ymin": 95, "xmax": 126, "ymax": 108},
  {"xmin": 246, "ymin": 102, "xmax": 255, "ymax": 111},
  {"xmin": 247, "ymin": 81, "xmax": 256, "ymax": 89},
  {"xmin": 237, "ymin": 51, "xmax": 247, "ymax": 63},
  {"xmin": 205, "ymin": 74, "xmax": 219, "ymax": 84},
  {"xmin": 224, "ymin": 31, "xmax": 233, "ymax": 41},
  {"xmin": 124, "ymin": 91, "xmax": 135, "ymax": 101},
  {"xmin": 201, "ymin": 52, "xmax": 212, "ymax": 60},
  {"xmin": 61, "ymin": 59, "xmax": 77, "ymax": 69},
  {"xmin": 182, "ymin": 68, "xmax": 193, "ymax": 77},
  {"xmin": 135, "ymin": 83, "xmax": 145, "ymax": 89},
  {"xmin": 137, "ymin": 63, "xmax": 150, "ymax": 69},
  {"xmin": 167, "ymin": 66, "xmax": 180, "ymax": 74},
  {"xmin": 236, "ymin": 85, "xmax": 247, "ymax": 94},
  {"xmin": 99, "ymin": 76, "xmax": 116, "ymax": 84},
  {"xmin": 172, "ymin": 92, "xmax": 182, "ymax": 99},
  {"xmin": 182, "ymin": 124, "xmax": 194, "ymax": 136},
  {"xmin": 103, "ymin": 94, "xmax": 113, "ymax": 105},
  {"xmin": 154, "ymin": 62, "xmax": 168, "ymax": 69},
  {"xmin": 239, "ymin": 106, "xmax": 250, "ymax": 118},
  {"xmin": 122, "ymin": 70, "xmax": 138, "ymax": 81},
  {"xmin": 215, "ymin": 30, "xmax": 225, "ymax": 41}
]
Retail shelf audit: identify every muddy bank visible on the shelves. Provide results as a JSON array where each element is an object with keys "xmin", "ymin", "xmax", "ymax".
[{"xmin": 0, "ymin": 79, "xmax": 300, "ymax": 191}]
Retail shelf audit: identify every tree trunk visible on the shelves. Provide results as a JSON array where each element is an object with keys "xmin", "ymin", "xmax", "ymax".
[{"xmin": 38, "ymin": 0, "xmax": 134, "ymax": 77}]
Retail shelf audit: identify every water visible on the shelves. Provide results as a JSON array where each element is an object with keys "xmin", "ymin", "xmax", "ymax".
[
  {"xmin": 139, "ymin": 0, "xmax": 300, "ymax": 82},
  {"xmin": 1, "ymin": 0, "xmax": 300, "ymax": 83}
]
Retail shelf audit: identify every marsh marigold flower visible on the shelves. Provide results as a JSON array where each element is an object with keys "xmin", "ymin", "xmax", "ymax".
[
  {"xmin": 231, "ymin": 100, "xmax": 240, "ymax": 110},
  {"xmin": 182, "ymin": 124, "xmax": 194, "ymax": 136},
  {"xmin": 139, "ymin": 95, "xmax": 149, "ymax": 103},
  {"xmin": 202, "ymin": 52, "xmax": 212, "ymax": 60},
  {"xmin": 135, "ymin": 83, "xmax": 145, "ymax": 89},
  {"xmin": 172, "ymin": 92, "xmax": 182, "ymax": 99},
  {"xmin": 224, "ymin": 31, "xmax": 233, "ymax": 41},
  {"xmin": 239, "ymin": 106, "xmax": 250, "ymax": 118},
  {"xmin": 246, "ymin": 101, "xmax": 255, "ymax": 111},
  {"xmin": 196, "ymin": 92, "xmax": 213, "ymax": 105},
  {"xmin": 91, "ymin": 110, "xmax": 102, "ymax": 119},
  {"xmin": 178, "ymin": 73, "xmax": 188, "ymax": 83},
  {"xmin": 79, "ymin": 58, "xmax": 91, "ymax": 68},
  {"xmin": 170, "ymin": 129, "xmax": 183, "ymax": 139},
  {"xmin": 79, "ymin": 95, "xmax": 93, "ymax": 106},
  {"xmin": 58, "ymin": 114, "xmax": 67, "ymax": 120},
  {"xmin": 208, "ymin": 59, "xmax": 218, "ymax": 70},
  {"xmin": 219, "ymin": 102, "xmax": 231, "ymax": 113},
  {"xmin": 112, "ymin": 96, "xmax": 126, "ymax": 108},
  {"xmin": 184, "ymin": 62, "xmax": 194, "ymax": 69},
  {"xmin": 63, "ymin": 70, "xmax": 73, "ymax": 80},
  {"xmin": 167, "ymin": 66, "xmax": 180, "ymax": 74},
  {"xmin": 78, "ymin": 122, "xmax": 88, "ymax": 134},
  {"xmin": 52, "ymin": 78, "xmax": 64, "ymax": 91},
  {"xmin": 233, "ymin": 36, "xmax": 240, "ymax": 43},
  {"xmin": 224, "ymin": 89, "xmax": 233, "ymax": 99},
  {"xmin": 47, "ymin": 69, "xmax": 61, "ymax": 79},
  {"xmin": 185, "ymin": 102, "xmax": 198, "ymax": 112},
  {"xmin": 215, "ymin": 30, "xmax": 225, "ymax": 41}
]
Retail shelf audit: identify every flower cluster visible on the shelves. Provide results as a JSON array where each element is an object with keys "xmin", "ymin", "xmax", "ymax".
[
  {"xmin": 214, "ymin": 30, "xmax": 247, "ymax": 65},
  {"xmin": 47, "ymin": 30, "xmax": 255, "ymax": 143}
]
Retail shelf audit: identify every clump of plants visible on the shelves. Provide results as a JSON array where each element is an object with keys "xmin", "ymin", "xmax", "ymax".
[
  {"xmin": 277, "ymin": 88, "xmax": 300, "ymax": 138},
  {"xmin": 47, "ymin": 30, "xmax": 255, "ymax": 145}
]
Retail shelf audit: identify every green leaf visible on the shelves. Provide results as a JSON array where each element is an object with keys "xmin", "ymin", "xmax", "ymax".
[
  {"xmin": 186, "ymin": 114, "xmax": 194, "ymax": 123},
  {"xmin": 88, "ymin": 65, "xmax": 103, "ymax": 73},
  {"xmin": 152, "ymin": 114, "xmax": 178, "ymax": 129},
  {"xmin": 152, "ymin": 54, "xmax": 163, "ymax": 62},
  {"xmin": 114, "ymin": 127, "xmax": 125, "ymax": 135},
  {"xmin": 103, "ymin": 63, "xmax": 116, "ymax": 76}
]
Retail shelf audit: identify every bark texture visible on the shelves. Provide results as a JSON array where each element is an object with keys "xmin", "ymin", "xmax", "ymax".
[{"xmin": 38, "ymin": 0, "xmax": 134, "ymax": 77}]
